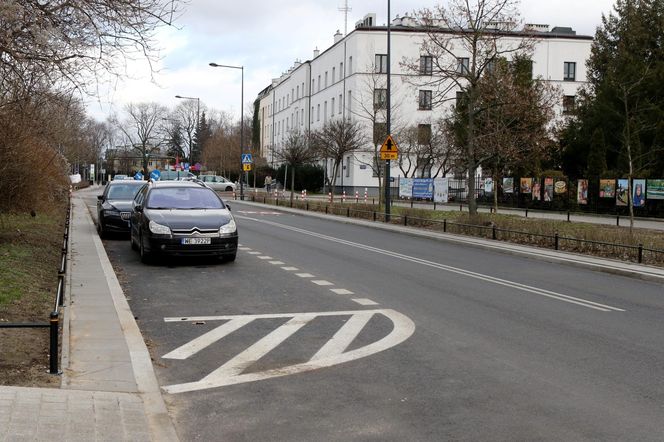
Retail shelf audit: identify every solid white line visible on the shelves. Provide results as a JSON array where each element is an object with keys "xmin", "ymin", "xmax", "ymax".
[
  {"xmin": 312, "ymin": 280, "xmax": 334, "ymax": 286},
  {"xmin": 310, "ymin": 312, "xmax": 374, "ymax": 361},
  {"xmin": 162, "ymin": 317, "xmax": 255, "ymax": 360},
  {"xmin": 200, "ymin": 314, "xmax": 317, "ymax": 379},
  {"xmin": 235, "ymin": 215, "xmax": 625, "ymax": 313},
  {"xmin": 281, "ymin": 266, "xmax": 299, "ymax": 271},
  {"xmin": 352, "ymin": 298, "xmax": 379, "ymax": 306},
  {"xmin": 257, "ymin": 256, "xmax": 273, "ymax": 260},
  {"xmin": 165, "ymin": 309, "xmax": 387, "ymax": 322},
  {"xmin": 269, "ymin": 261, "xmax": 285, "ymax": 265},
  {"xmin": 331, "ymin": 288, "xmax": 354, "ymax": 295},
  {"xmin": 296, "ymin": 273, "xmax": 315, "ymax": 278}
]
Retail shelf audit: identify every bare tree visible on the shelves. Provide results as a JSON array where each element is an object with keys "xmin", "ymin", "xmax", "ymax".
[
  {"xmin": 0, "ymin": 0, "xmax": 182, "ymax": 99},
  {"xmin": 311, "ymin": 119, "xmax": 366, "ymax": 195},
  {"xmin": 113, "ymin": 102, "xmax": 168, "ymax": 177},
  {"xmin": 275, "ymin": 130, "xmax": 318, "ymax": 204},
  {"xmin": 171, "ymin": 100, "xmax": 206, "ymax": 163},
  {"xmin": 397, "ymin": 120, "xmax": 453, "ymax": 178},
  {"xmin": 406, "ymin": 0, "xmax": 536, "ymax": 215}
]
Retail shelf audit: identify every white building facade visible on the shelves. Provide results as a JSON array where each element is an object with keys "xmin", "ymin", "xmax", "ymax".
[{"xmin": 257, "ymin": 13, "xmax": 593, "ymax": 195}]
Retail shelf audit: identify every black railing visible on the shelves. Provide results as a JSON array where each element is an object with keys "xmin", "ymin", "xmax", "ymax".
[
  {"xmin": 248, "ymin": 195, "xmax": 664, "ymax": 266},
  {"xmin": 0, "ymin": 195, "xmax": 71, "ymax": 374}
]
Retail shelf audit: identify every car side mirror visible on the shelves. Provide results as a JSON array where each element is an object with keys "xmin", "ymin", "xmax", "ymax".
[
  {"xmin": 135, "ymin": 205, "xmax": 143, "ymax": 212},
  {"xmin": 97, "ymin": 195, "xmax": 104, "ymax": 200},
  {"xmin": 226, "ymin": 204, "xmax": 231, "ymax": 211}
]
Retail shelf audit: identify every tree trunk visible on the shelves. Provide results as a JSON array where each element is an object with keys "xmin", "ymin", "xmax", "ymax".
[
  {"xmin": 467, "ymin": 165, "xmax": 478, "ymax": 216},
  {"xmin": 493, "ymin": 169, "xmax": 499, "ymax": 214},
  {"xmin": 290, "ymin": 167, "xmax": 296, "ymax": 205}
]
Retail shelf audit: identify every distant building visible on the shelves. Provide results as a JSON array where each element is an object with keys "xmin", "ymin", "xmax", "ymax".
[
  {"xmin": 104, "ymin": 147, "xmax": 174, "ymax": 175},
  {"xmin": 256, "ymin": 13, "xmax": 592, "ymax": 194}
]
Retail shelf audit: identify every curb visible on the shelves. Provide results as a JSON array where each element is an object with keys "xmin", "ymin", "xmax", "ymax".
[{"xmin": 235, "ymin": 200, "xmax": 664, "ymax": 283}]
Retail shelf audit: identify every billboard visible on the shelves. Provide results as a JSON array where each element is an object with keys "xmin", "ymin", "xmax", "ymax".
[
  {"xmin": 520, "ymin": 178, "xmax": 532, "ymax": 194},
  {"xmin": 599, "ymin": 179, "xmax": 615, "ymax": 198},
  {"xmin": 503, "ymin": 177, "xmax": 514, "ymax": 194},
  {"xmin": 412, "ymin": 178, "xmax": 434, "ymax": 199},
  {"xmin": 484, "ymin": 178, "xmax": 493, "ymax": 194},
  {"xmin": 399, "ymin": 178, "xmax": 413, "ymax": 198},
  {"xmin": 633, "ymin": 179, "xmax": 646, "ymax": 207},
  {"xmin": 433, "ymin": 178, "xmax": 449, "ymax": 203},
  {"xmin": 532, "ymin": 179, "xmax": 541, "ymax": 201},
  {"xmin": 647, "ymin": 179, "xmax": 664, "ymax": 200},
  {"xmin": 554, "ymin": 179, "xmax": 567, "ymax": 195},
  {"xmin": 544, "ymin": 177, "xmax": 554, "ymax": 202},
  {"xmin": 577, "ymin": 179, "xmax": 588, "ymax": 205},
  {"xmin": 616, "ymin": 179, "xmax": 629, "ymax": 206}
]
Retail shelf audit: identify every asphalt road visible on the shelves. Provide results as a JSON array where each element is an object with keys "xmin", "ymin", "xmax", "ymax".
[{"xmin": 84, "ymin": 193, "xmax": 664, "ymax": 441}]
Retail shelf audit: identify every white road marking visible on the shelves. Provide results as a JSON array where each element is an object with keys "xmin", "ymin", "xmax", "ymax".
[
  {"xmin": 238, "ymin": 247, "xmax": 251, "ymax": 251},
  {"xmin": 296, "ymin": 273, "xmax": 315, "ymax": 278},
  {"xmin": 269, "ymin": 261, "xmax": 285, "ymax": 265},
  {"xmin": 257, "ymin": 256, "xmax": 273, "ymax": 260},
  {"xmin": 352, "ymin": 298, "xmax": 379, "ymax": 306},
  {"xmin": 162, "ymin": 309, "xmax": 415, "ymax": 393},
  {"xmin": 281, "ymin": 267, "xmax": 299, "ymax": 271},
  {"xmin": 312, "ymin": 280, "xmax": 333, "ymax": 286},
  {"xmin": 162, "ymin": 317, "xmax": 255, "ymax": 360},
  {"xmin": 331, "ymin": 288, "xmax": 354, "ymax": 295},
  {"xmin": 248, "ymin": 251, "xmax": 262, "ymax": 255},
  {"xmin": 235, "ymin": 216, "xmax": 625, "ymax": 313}
]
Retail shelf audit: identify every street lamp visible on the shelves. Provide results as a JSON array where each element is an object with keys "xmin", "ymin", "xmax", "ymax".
[
  {"xmin": 209, "ymin": 62, "xmax": 245, "ymax": 200},
  {"xmin": 174, "ymin": 95, "xmax": 200, "ymax": 167}
]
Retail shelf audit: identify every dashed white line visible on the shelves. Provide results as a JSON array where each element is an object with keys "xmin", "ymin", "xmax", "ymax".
[
  {"xmin": 281, "ymin": 267, "xmax": 299, "ymax": 271},
  {"xmin": 257, "ymin": 256, "xmax": 274, "ymax": 260},
  {"xmin": 352, "ymin": 298, "xmax": 379, "ymax": 306},
  {"xmin": 312, "ymin": 280, "xmax": 333, "ymax": 286},
  {"xmin": 269, "ymin": 261, "xmax": 285, "ymax": 265},
  {"xmin": 296, "ymin": 273, "xmax": 315, "ymax": 278},
  {"xmin": 238, "ymin": 247, "xmax": 251, "ymax": 251},
  {"xmin": 330, "ymin": 288, "xmax": 354, "ymax": 295},
  {"xmin": 248, "ymin": 251, "xmax": 261, "ymax": 255}
]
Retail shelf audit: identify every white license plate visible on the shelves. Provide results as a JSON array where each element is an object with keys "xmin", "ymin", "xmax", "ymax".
[
  {"xmin": 182, "ymin": 237, "xmax": 211, "ymax": 245},
  {"xmin": 120, "ymin": 212, "xmax": 131, "ymax": 220}
]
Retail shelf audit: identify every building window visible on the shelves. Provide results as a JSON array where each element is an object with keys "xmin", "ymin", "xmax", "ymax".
[
  {"xmin": 347, "ymin": 90, "xmax": 352, "ymax": 114},
  {"xmin": 312, "ymin": 79, "xmax": 315, "ymax": 92},
  {"xmin": 420, "ymin": 56, "xmax": 433, "ymax": 75},
  {"xmin": 325, "ymin": 72, "xmax": 328, "ymax": 87},
  {"xmin": 348, "ymin": 56, "xmax": 352, "ymax": 74},
  {"xmin": 301, "ymin": 109, "xmax": 304, "ymax": 125},
  {"xmin": 375, "ymin": 54, "xmax": 388, "ymax": 73},
  {"xmin": 302, "ymin": 82, "xmax": 305, "ymax": 95},
  {"xmin": 564, "ymin": 62, "xmax": 576, "ymax": 81},
  {"xmin": 332, "ymin": 67, "xmax": 336, "ymax": 83},
  {"xmin": 296, "ymin": 85, "xmax": 299, "ymax": 99},
  {"xmin": 324, "ymin": 101, "xmax": 328, "ymax": 122},
  {"xmin": 345, "ymin": 156, "xmax": 351, "ymax": 178},
  {"xmin": 562, "ymin": 95, "xmax": 576, "ymax": 114},
  {"xmin": 418, "ymin": 124, "xmax": 432, "ymax": 145},
  {"xmin": 331, "ymin": 97, "xmax": 335, "ymax": 116},
  {"xmin": 373, "ymin": 88, "xmax": 387, "ymax": 110},
  {"xmin": 317, "ymin": 104, "xmax": 320, "ymax": 121},
  {"xmin": 339, "ymin": 94, "xmax": 342, "ymax": 113},
  {"xmin": 419, "ymin": 90, "xmax": 432, "ymax": 110},
  {"xmin": 311, "ymin": 106, "xmax": 314, "ymax": 123},
  {"xmin": 340, "ymin": 62, "xmax": 343, "ymax": 78},
  {"xmin": 456, "ymin": 57, "xmax": 470, "ymax": 75}
]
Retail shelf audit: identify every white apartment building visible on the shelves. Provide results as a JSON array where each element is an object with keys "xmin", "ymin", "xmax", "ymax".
[{"xmin": 257, "ymin": 13, "xmax": 592, "ymax": 195}]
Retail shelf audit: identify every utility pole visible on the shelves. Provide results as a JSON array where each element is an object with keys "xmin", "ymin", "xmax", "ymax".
[{"xmin": 384, "ymin": 0, "xmax": 392, "ymax": 221}]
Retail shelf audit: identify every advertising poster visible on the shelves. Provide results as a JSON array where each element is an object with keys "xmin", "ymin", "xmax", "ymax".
[
  {"xmin": 647, "ymin": 179, "xmax": 664, "ymax": 200},
  {"xmin": 577, "ymin": 179, "xmax": 588, "ymax": 205},
  {"xmin": 412, "ymin": 178, "xmax": 434, "ymax": 199},
  {"xmin": 599, "ymin": 179, "xmax": 615, "ymax": 198},
  {"xmin": 484, "ymin": 178, "xmax": 493, "ymax": 194},
  {"xmin": 399, "ymin": 178, "xmax": 413, "ymax": 199},
  {"xmin": 433, "ymin": 178, "xmax": 449, "ymax": 203},
  {"xmin": 532, "ymin": 179, "xmax": 541, "ymax": 201},
  {"xmin": 633, "ymin": 179, "xmax": 646, "ymax": 207},
  {"xmin": 503, "ymin": 177, "xmax": 514, "ymax": 194},
  {"xmin": 520, "ymin": 177, "xmax": 532, "ymax": 194},
  {"xmin": 554, "ymin": 179, "xmax": 567, "ymax": 195},
  {"xmin": 616, "ymin": 179, "xmax": 629, "ymax": 206},
  {"xmin": 544, "ymin": 177, "xmax": 554, "ymax": 202}
]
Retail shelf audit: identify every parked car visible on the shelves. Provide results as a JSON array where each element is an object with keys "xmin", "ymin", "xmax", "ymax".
[
  {"xmin": 159, "ymin": 170, "xmax": 196, "ymax": 181},
  {"xmin": 112, "ymin": 174, "xmax": 129, "ymax": 181},
  {"xmin": 129, "ymin": 180, "xmax": 238, "ymax": 263},
  {"xmin": 199, "ymin": 175, "xmax": 237, "ymax": 192},
  {"xmin": 97, "ymin": 180, "xmax": 147, "ymax": 237}
]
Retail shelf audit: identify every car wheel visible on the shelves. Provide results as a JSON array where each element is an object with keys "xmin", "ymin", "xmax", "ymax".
[
  {"xmin": 130, "ymin": 230, "xmax": 139, "ymax": 250},
  {"xmin": 97, "ymin": 221, "xmax": 106, "ymax": 239},
  {"xmin": 139, "ymin": 233, "xmax": 152, "ymax": 263},
  {"xmin": 225, "ymin": 186, "xmax": 233, "ymax": 192}
]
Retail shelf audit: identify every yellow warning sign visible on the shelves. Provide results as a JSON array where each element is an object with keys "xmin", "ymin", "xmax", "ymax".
[
  {"xmin": 243, "ymin": 164, "xmax": 252, "ymax": 171},
  {"xmin": 380, "ymin": 135, "xmax": 399, "ymax": 160}
]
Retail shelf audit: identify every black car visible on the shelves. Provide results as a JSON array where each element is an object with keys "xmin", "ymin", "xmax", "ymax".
[
  {"xmin": 97, "ymin": 180, "xmax": 146, "ymax": 237},
  {"xmin": 129, "ymin": 180, "xmax": 238, "ymax": 263}
]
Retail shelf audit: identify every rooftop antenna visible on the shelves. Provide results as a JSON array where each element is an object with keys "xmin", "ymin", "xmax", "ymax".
[{"xmin": 338, "ymin": 0, "xmax": 352, "ymax": 35}]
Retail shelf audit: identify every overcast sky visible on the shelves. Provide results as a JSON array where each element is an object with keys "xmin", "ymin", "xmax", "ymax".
[{"xmin": 85, "ymin": 0, "xmax": 617, "ymax": 123}]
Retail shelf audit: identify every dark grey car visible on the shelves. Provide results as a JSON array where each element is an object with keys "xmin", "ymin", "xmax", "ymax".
[
  {"xmin": 97, "ymin": 180, "xmax": 146, "ymax": 237},
  {"xmin": 129, "ymin": 180, "xmax": 238, "ymax": 263}
]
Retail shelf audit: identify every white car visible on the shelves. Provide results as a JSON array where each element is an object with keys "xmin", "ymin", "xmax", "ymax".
[{"xmin": 199, "ymin": 175, "xmax": 237, "ymax": 192}]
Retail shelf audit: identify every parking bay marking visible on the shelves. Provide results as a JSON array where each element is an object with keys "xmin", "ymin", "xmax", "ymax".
[
  {"xmin": 161, "ymin": 309, "xmax": 415, "ymax": 394},
  {"xmin": 236, "ymin": 215, "xmax": 625, "ymax": 313}
]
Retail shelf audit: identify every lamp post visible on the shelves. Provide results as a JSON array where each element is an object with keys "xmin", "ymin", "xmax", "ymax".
[
  {"xmin": 174, "ymin": 95, "xmax": 200, "ymax": 168},
  {"xmin": 385, "ymin": 0, "xmax": 392, "ymax": 221},
  {"xmin": 209, "ymin": 62, "xmax": 245, "ymax": 200}
]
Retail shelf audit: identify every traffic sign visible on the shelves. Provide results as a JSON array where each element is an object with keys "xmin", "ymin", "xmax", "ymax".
[
  {"xmin": 150, "ymin": 169, "xmax": 161, "ymax": 181},
  {"xmin": 134, "ymin": 172, "xmax": 143, "ymax": 180},
  {"xmin": 243, "ymin": 164, "xmax": 252, "ymax": 172},
  {"xmin": 241, "ymin": 154, "xmax": 253, "ymax": 164},
  {"xmin": 380, "ymin": 135, "xmax": 399, "ymax": 160}
]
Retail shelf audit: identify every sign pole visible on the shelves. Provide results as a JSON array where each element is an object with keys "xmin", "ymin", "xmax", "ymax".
[{"xmin": 385, "ymin": 0, "xmax": 391, "ymax": 222}]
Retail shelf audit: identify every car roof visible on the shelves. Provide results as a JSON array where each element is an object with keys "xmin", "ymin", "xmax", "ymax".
[
  {"xmin": 149, "ymin": 179, "xmax": 207, "ymax": 188},
  {"xmin": 107, "ymin": 179, "xmax": 145, "ymax": 185}
]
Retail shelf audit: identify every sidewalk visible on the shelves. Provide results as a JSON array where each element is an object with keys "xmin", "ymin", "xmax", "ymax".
[{"xmin": 0, "ymin": 192, "xmax": 178, "ymax": 441}]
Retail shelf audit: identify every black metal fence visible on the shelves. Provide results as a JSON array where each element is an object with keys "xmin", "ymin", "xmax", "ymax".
[
  {"xmin": 0, "ymin": 197, "xmax": 71, "ymax": 374},
  {"xmin": 247, "ymin": 194, "xmax": 664, "ymax": 266}
]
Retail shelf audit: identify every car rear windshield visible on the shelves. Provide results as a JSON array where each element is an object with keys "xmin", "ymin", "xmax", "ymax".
[
  {"xmin": 146, "ymin": 187, "xmax": 225, "ymax": 210},
  {"xmin": 108, "ymin": 184, "xmax": 143, "ymax": 200}
]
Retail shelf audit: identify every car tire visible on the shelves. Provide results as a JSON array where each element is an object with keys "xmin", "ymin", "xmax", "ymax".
[
  {"xmin": 139, "ymin": 233, "xmax": 152, "ymax": 264},
  {"xmin": 130, "ymin": 231, "xmax": 139, "ymax": 250},
  {"xmin": 225, "ymin": 186, "xmax": 233, "ymax": 192},
  {"xmin": 97, "ymin": 221, "xmax": 106, "ymax": 239}
]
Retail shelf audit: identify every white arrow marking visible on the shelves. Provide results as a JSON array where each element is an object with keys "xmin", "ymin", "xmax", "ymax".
[{"xmin": 162, "ymin": 309, "xmax": 415, "ymax": 394}]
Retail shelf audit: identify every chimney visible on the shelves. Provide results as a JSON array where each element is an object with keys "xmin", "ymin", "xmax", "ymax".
[
  {"xmin": 313, "ymin": 47, "xmax": 320, "ymax": 58},
  {"xmin": 334, "ymin": 30, "xmax": 343, "ymax": 43}
]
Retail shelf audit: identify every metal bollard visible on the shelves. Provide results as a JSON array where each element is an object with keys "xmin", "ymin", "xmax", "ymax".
[
  {"xmin": 325, "ymin": 205, "xmax": 328, "ymax": 214},
  {"xmin": 49, "ymin": 311, "xmax": 59, "ymax": 374},
  {"xmin": 567, "ymin": 211, "xmax": 570, "ymax": 222},
  {"xmin": 404, "ymin": 215, "xmax": 408, "ymax": 226},
  {"xmin": 492, "ymin": 225, "xmax": 497, "ymax": 240},
  {"xmin": 460, "ymin": 204, "xmax": 463, "ymax": 211},
  {"xmin": 373, "ymin": 211, "xmax": 376, "ymax": 222},
  {"xmin": 411, "ymin": 199, "xmax": 414, "ymax": 208},
  {"xmin": 443, "ymin": 219, "xmax": 447, "ymax": 232},
  {"xmin": 638, "ymin": 243, "xmax": 643, "ymax": 263},
  {"xmin": 554, "ymin": 232, "xmax": 559, "ymax": 250},
  {"xmin": 616, "ymin": 215, "xmax": 620, "ymax": 227},
  {"xmin": 347, "ymin": 207, "xmax": 350, "ymax": 217},
  {"xmin": 525, "ymin": 209, "xmax": 528, "ymax": 218}
]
